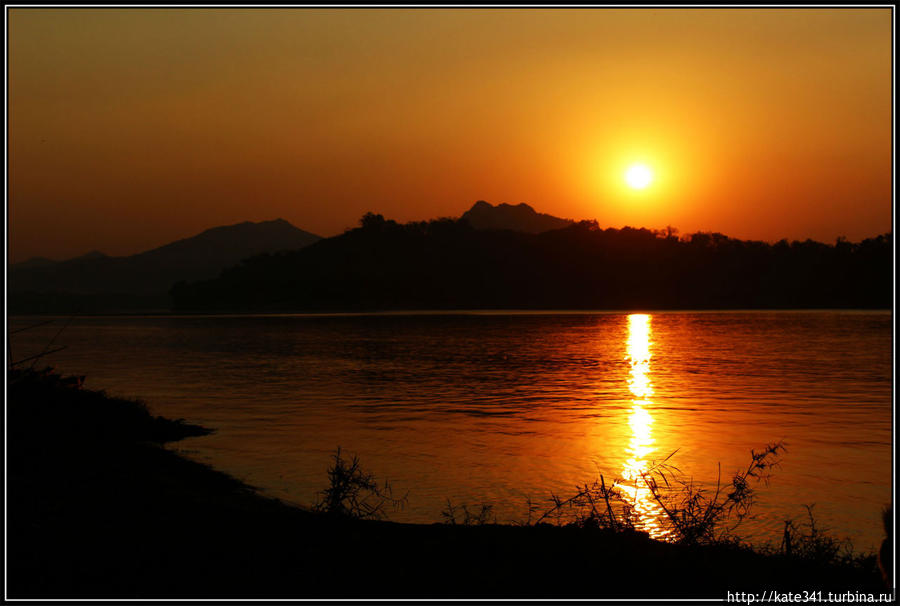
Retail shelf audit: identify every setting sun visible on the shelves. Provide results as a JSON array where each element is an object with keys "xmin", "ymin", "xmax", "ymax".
[{"xmin": 625, "ymin": 164, "xmax": 654, "ymax": 190}]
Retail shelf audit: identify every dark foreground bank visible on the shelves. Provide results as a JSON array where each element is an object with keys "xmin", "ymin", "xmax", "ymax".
[{"xmin": 6, "ymin": 368, "xmax": 888, "ymax": 600}]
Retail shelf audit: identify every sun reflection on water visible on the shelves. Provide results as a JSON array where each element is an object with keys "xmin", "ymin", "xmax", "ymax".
[{"xmin": 621, "ymin": 314, "xmax": 670, "ymax": 540}]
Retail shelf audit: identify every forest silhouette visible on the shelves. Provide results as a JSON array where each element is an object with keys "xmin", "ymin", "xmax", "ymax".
[{"xmin": 171, "ymin": 213, "xmax": 892, "ymax": 312}]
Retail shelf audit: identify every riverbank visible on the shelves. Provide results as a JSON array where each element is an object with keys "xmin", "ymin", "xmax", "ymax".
[{"xmin": 6, "ymin": 367, "xmax": 886, "ymax": 599}]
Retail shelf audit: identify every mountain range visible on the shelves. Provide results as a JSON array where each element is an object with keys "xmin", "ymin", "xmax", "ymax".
[
  {"xmin": 10, "ymin": 201, "xmax": 891, "ymax": 313},
  {"xmin": 9, "ymin": 219, "xmax": 321, "ymax": 312},
  {"xmin": 8, "ymin": 201, "xmax": 566, "ymax": 312}
]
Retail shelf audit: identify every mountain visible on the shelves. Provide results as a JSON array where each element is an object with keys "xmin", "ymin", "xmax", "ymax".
[
  {"xmin": 9, "ymin": 219, "xmax": 321, "ymax": 311},
  {"xmin": 171, "ymin": 213, "xmax": 892, "ymax": 312},
  {"xmin": 460, "ymin": 200, "xmax": 574, "ymax": 233}
]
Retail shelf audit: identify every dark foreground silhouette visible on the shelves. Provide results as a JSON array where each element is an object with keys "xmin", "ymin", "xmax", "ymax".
[
  {"xmin": 172, "ymin": 213, "xmax": 892, "ymax": 312},
  {"xmin": 7, "ymin": 368, "xmax": 887, "ymax": 599}
]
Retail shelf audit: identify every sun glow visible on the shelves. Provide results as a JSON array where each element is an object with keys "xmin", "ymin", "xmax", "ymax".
[
  {"xmin": 621, "ymin": 313, "xmax": 670, "ymax": 540},
  {"xmin": 624, "ymin": 163, "xmax": 653, "ymax": 189}
]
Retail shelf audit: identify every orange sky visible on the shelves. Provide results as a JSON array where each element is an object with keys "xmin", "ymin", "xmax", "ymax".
[{"xmin": 7, "ymin": 8, "xmax": 893, "ymax": 262}]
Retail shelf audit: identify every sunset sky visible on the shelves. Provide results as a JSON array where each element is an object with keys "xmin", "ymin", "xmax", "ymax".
[{"xmin": 7, "ymin": 8, "xmax": 893, "ymax": 263}]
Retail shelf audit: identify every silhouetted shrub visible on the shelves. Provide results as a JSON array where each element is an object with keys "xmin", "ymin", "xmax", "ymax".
[
  {"xmin": 314, "ymin": 447, "xmax": 407, "ymax": 520},
  {"xmin": 780, "ymin": 504, "xmax": 869, "ymax": 569},
  {"xmin": 440, "ymin": 499, "xmax": 496, "ymax": 526},
  {"xmin": 530, "ymin": 442, "xmax": 787, "ymax": 546}
]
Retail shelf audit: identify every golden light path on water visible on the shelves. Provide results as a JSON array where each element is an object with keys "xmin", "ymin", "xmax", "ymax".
[{"xmin": 621, "ymin": 314, "xmax": 671, "ymax": 540}]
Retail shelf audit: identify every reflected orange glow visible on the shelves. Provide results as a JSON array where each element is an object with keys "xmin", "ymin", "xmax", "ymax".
[
  {"xmin": 626, "ymin": 314, "xmax": 653, "ymax": 399},
  {"xmin": 621, "ymin": 314, "xmax": 670, "ymax": 539}
]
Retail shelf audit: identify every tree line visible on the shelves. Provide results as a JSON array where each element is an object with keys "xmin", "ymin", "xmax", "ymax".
[{"xmin": 170, "ymin": 213, "xmax": 892, "ymax": 311}]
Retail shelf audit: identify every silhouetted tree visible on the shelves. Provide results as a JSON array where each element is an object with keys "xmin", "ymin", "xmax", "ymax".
[{"xmin": 170, "ymin": 213, "xmax": 892, "ymax": 312}]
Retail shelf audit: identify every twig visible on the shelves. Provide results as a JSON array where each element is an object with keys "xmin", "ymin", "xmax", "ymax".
[
  {"xmin": 9, "ymin": 319, "xmax": 55, "ymax": 334},
  {"xmin": 29, "ymin": 315, "xmax": 75, "ymax": 370},
  {"xmin": 600, "ymin": 475, "xmax": 617, "ymax": 529}
]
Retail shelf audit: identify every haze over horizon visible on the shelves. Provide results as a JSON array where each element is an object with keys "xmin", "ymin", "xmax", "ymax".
[{"xmin": 8, "ymin": 8, "xmax": 892, "ymax": 263}]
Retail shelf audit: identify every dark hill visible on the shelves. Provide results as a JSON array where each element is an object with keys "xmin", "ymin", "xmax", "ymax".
[
  {"xmin": 9, "ymin": 219, "xmax": 321, "ymax": 312},
  {"xmin": 126, "ymin": 218, "xmax": 320, "ymax": 281},
  {"xmin": 461, "ymin": 200, "xmax": 574, "ymax": 233},
  {"xmin": 171, "ymin": 213, "xmax": 892, "ymax": 312}
]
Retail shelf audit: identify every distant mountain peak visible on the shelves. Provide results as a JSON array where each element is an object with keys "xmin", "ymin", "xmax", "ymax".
[
  {"xmin": 9, "ymin": 218, "xmax": 322, "ymax": 299},
  {"xmin": 166, "ymin": 219, "xmax": 318, "ymax": 244},
  {"xmin": 461, "ymin": 200, "xmax": 574, "ymax": 234},
  {"xmin": 141, "ymin": 218, "xmax": 321, "ymax": 259}
]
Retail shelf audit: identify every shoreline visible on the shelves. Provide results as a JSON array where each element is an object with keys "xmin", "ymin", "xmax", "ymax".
[{"xmin": 6, "ymin": 367, "xmax": 888, "ymax": 599}]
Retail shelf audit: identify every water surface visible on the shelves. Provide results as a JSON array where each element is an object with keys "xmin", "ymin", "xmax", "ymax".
[{"xmin": 9, "ymin": 310, "xmax": 892, "ymax": 551}]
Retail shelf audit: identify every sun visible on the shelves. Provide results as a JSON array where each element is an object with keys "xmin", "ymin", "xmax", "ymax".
[{"xmin": 624, "ymin": 164, "xmax": 653, "ymax": 190}]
